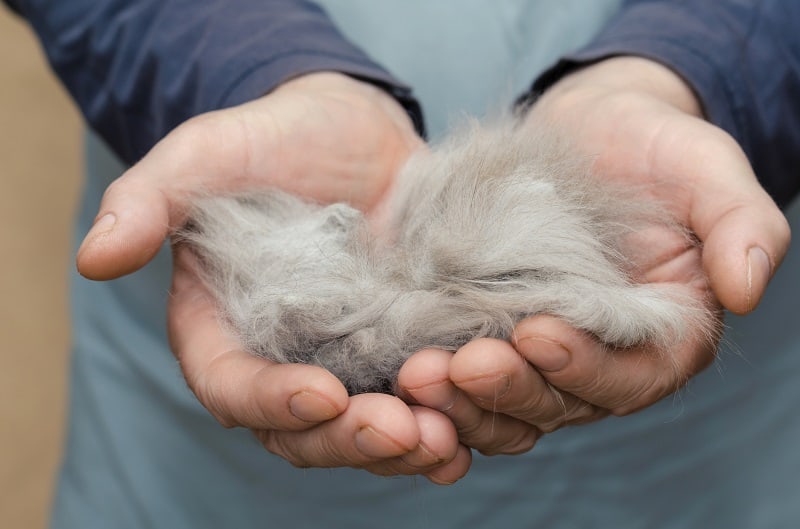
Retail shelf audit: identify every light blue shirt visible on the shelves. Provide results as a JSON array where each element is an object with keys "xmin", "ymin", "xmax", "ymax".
[{"xmin": 53, "ymin": 2, "xmax": 800, "ymax": 527}]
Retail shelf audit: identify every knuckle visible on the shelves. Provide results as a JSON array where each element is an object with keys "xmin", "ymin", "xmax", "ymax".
[
  {"xmin": 176, "ymin": 112, "xmax": 224, "ymax": 140},
  {"xmin": 535, "ymin": 395, "xmax": 589, "ymax": 433},
  {"xmin": 100, "ymin": 176, "xmax": 125, "ymax": 202},
  {"xmin": 212, "ymin": 413, "xmax": 238, "ymax": 429},
  {"xmin": 772, "ymin": 210, "xmax": 792, "ymax": 250},
  {"xmin": 609, "ymin": 375, "xmax": 673, "ymax": 416},
  {"xmin": 514, "ymin": 384, "xmax": 562, "ymax": 418},
  {"xmin": 187, "ymin": 377, "xmax": 239, "ymax": 429},
  {"xmin": 168, "ymin": 112, "xmax": 233, "ymax": 165},
  {"xmin": 454, "ymin": 412, "xmax": 492, "ymax": 443},
  {"xmin": 188, "ymin": 354, "xmax": 240, "ymax": 429},
  {"xmin": 457, "ymin": 412, "xmax": 538, "ymax": 456},
  {"xmin": 567, "ymin": 405, "xmax": 610, "ymax": 426},
  {"xmin": 197, "ymin": 382, "xmax": 238, "ymax": 429},
  {"xmin": 496, "ymin": 428, "xmax": 540, "ymax": 456},
  {"xmin": 489, "ymin": 378, "xmax": 568, "ymax": 429},
  {"xmin": 535, "ymin": 421, "xmax": 562, "ymax": 434}
]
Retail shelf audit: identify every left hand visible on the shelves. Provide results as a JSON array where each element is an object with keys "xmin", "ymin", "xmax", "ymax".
[{"xmin": 397, "ymin": 57, "xmax": 790, "ymax": 453}]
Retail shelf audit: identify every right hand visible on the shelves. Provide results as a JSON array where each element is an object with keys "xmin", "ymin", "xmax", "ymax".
[{"xmin": 76, "ymin": 72, "xmax": 470, "ymax": 484}]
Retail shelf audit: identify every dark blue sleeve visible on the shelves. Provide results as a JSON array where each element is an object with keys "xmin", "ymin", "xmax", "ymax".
[
  {"xmin": 4, "ymin": 0, "xmax": 424, "ymax": 164},
  {"xmin": 529, "ymin": 0, "xmax": 800, "ymax": 208}
]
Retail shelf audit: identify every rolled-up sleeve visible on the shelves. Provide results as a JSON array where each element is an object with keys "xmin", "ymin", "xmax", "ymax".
[
  {"xmin": 530, "ymin": 0, "xmax": 800, "ymax": 207},
  {"xmin": 4, "ymin": 0, "xmax": 423, "ymax": 164}
]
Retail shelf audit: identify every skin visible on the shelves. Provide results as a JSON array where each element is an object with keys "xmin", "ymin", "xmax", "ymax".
[
  {"xmin": 77, "ymin": 58, "xmax": 790, "ymax": 480},
  {"xmin": 398, "ymin": 57, "xmax": 791, "ymax": 452},
  {"xmin": 77, "ymin": 72, "xmax": 470, "ymax": 484}
]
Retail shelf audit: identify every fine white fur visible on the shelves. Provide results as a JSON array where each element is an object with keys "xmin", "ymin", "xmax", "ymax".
[{"xmin": 178, "ymin": 120, "xmax": 712, "ymax": 394}]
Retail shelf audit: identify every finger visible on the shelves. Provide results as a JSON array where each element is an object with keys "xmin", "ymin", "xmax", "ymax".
[
  {"xmin": 398, "ymin": 406, "xmax": 459, "ymax": 469},
  {"xmin": 421, "ymin": 444, "xmax": 473, "ymax": 485},
  {"xmin": 75, "ymin": 73, "xmax": 424, "ymax": 281},
  {"xmin": 75, "ymin": 113, "xmax": 247, "ymax": 280},
  {"xmin": 700, "ymin": 201, "xmax": 790, "ymax": 314},
  {"xmin": 512, "ymin": 315, "xmax": 717, "ymax": 416},
  {"xmin": 376, "ymin": 445, "xmax": 473, "ymax": 486},
  {"xmin": 446, "ymin": 340, "xmax": 601, "ymax": 434},
  {"xmin": 255, "ymin": 393, "xmax": 420, "ymax": 469},
  {"xmin": 75, "ymin": 177, "xmax": 171, "ymax": 280},
  {"xmin": 168, "ymin": 246, "xmax": 349, "ymax": 430},
  {"xmin": 363, "ymin": 406, "xmax": 471, "ymax": 484},
  {"xmin": 651, "ymin": 124, "xmax": 791, "ymax": 314},
  {"xmin": 398, "ymin": 348, "xmax": 539, "ymax": 454}
]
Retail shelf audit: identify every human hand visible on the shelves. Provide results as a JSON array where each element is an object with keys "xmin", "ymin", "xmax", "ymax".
[
  {"xmin": 170, "ymin": 245, "xmax": 470, "ymax": 483},
  {"xmin": 398, "ymin": 57, "xmax": 790, "ymax": 452},
  {"xmin": 75, "ymin": 72, "xmax": 469, "ymax": 483}
]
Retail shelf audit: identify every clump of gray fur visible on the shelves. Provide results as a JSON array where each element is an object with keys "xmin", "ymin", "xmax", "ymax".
[{"xmin": 178, "ymin": 120, "xmax": 712, "ymax": 394}]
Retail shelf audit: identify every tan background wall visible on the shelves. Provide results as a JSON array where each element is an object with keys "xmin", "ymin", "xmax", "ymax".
[{"xmin": 0, "ymin": 7, "xmax": 81, "ymax": 529}]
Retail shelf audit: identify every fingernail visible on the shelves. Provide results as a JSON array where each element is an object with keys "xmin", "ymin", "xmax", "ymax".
[
  {"xmin": 289, "ymin": 391, "xmax": 340, "ymax": 422},
  {"xmin": 404, "ymin": 380, "xmax": 460, "ymax": 411},
  {"xmin": 458, "ymin": 374, "xmax": 511, "ymax": 401},
  {"xmin": 516, "ymin": 337, "xmax": 570, "ymax": 372},
  {"xmin": 355, "ymin": 426, "xmax": 408, "ymax": 458},
  {"xmin": 401, "ymin": 442, "xmax": 442, "ymax": 468},
  {"xmin": 746, "ymin": 246, "xmax": 771, "ymax": 311},
  {"xmin": 86, "ymin": 213, "xmax": 116, "ymax": 240},
  {"xmin": 426, "ymin": 473, "xmax": 459, "ymax": 486}
]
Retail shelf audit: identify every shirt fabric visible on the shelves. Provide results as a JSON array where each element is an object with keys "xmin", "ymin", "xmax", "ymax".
[
  {"xmin": 4, "ymin": 0, "xmax": 424, "ymax": 162},
  {"xmin": 4, "ymin": 1, "xmax": 800, "ymax": 528},
  {"xmin": 532, "ymin": 0, "xmax": 800, "ymax": 207}
]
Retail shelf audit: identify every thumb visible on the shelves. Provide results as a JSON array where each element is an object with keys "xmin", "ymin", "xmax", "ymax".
[
  {"xmin": 701, "ymin": 201, "xmax": 790, "ymax": 315},
  {"xmin": 76, "ymin": 175, "xmax": 171, "ymax": 280},
  {"xmin": 685, "ymin": 131, "xmax": 791, "ymax": 315},
  {"xmin": 75, "ymin": 110, "xmax": 256, "ymax": 280}
]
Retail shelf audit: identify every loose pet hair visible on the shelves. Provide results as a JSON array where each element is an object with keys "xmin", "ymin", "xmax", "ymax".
[{"xmin": 178, "ymin": 119, "xmax": 715, "ymax": 394}]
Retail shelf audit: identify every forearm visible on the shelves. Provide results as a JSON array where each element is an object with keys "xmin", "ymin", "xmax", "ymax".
[
  {"xmin": 6, "ymin": 0, "xmax": 423, "ymax": 164},
  {"xmin": 530, "ymin": 0, "xmax": 800, "ymax": 207}
]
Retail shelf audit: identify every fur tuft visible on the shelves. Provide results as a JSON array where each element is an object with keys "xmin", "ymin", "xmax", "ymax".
[{"xmin": 178, "ymin": 120, "xmax": 715, "ymax": 395}]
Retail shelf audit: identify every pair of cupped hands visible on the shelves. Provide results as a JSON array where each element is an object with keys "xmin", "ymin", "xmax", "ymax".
[{"xmin": 76, "ymin": 57, "xmax": 789, "ymax": 485}]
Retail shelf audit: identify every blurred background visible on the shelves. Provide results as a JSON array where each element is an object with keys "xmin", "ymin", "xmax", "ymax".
[{"xmin": 0, "ymin": 7, "xmax": 81, "ymax": 528}]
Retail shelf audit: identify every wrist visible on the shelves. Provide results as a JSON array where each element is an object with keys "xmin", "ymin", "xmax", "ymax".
[
  {"xmin": 276, "ymin": 71, "xmax": 423, "ymax": 139},
  {"xmin": 543, "ymin": 56, "xmax": 703, "ymax": 118}
]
